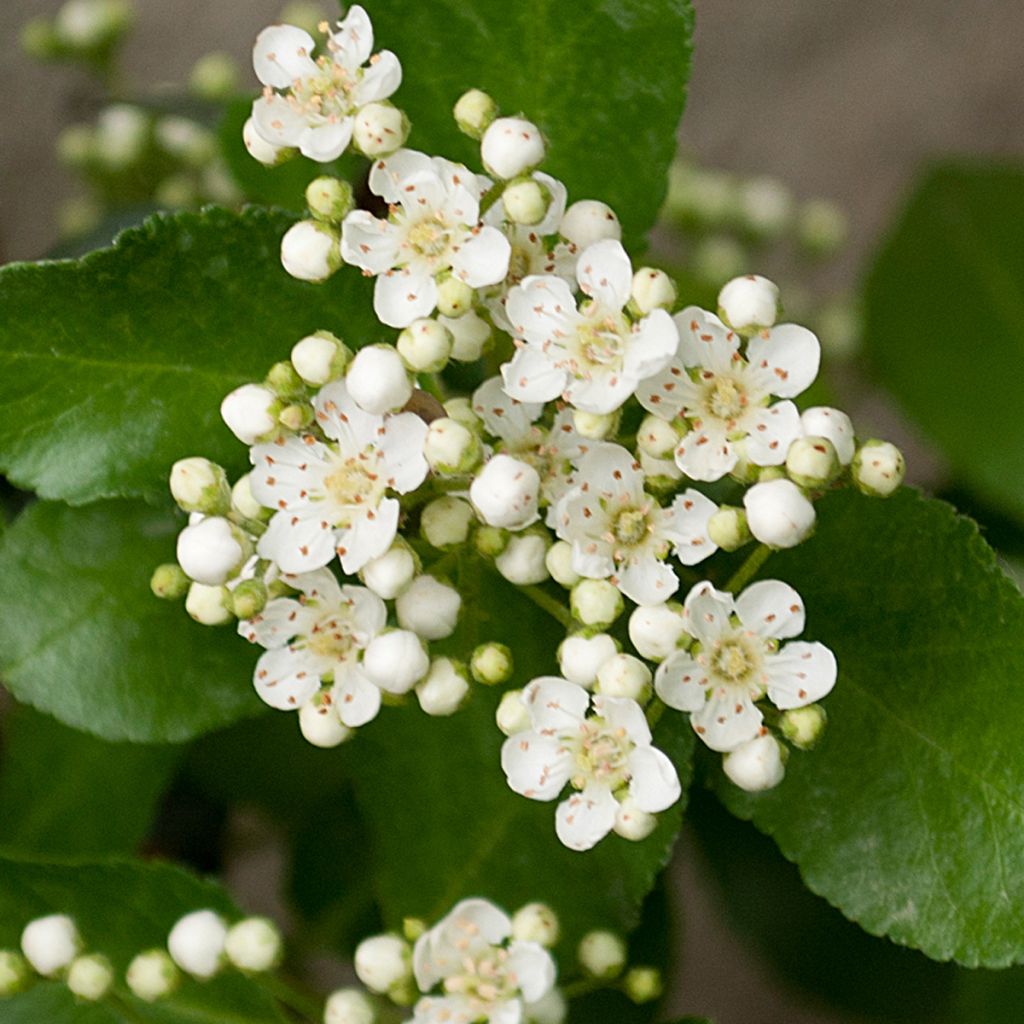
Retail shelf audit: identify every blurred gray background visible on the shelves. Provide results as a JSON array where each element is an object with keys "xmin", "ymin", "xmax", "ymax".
[{"xmin": 1, "ymin": 1, "xmax": 1023, "ymax": 1022}]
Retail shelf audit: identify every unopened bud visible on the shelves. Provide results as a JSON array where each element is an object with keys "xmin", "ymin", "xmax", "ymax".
[
  {"xmin": 595, "ymin": 653, "xmax": 651, "ymax": 702},
  {"xmin": 299, "ymin": 690, "xmax": 353, "ymax": 748},
  {"xmin": 421, "ymin": 496, "xmax": 475, "ymax": 549},
  {"xmin": 577, "ymin": 930, "xmax": 626, "ymax": 980},
  {"xmin": 502, "ymin": 176, "xmax": 551, "ymax": 226},
  {"xmin": 851, "ymin": 440, "xmax": 905, "ymax": 497},
  {"xmin": 229, "ymin": 579, "xmax": 268, "ymax": 620},
  {"xmin": 0, "ymin": 950, "xmax": 30, "ymax": 996},
  {"xmin": 627, "ymin": 602, "xmax": 686, "ymax": 662},
  {"xmin": 363, "ymin": 630, "xmax": 430, "ymax": 695},
  {"xmin": 325, "ymin": 988, "xmax": 377, "ymax": 1024},
  {"xmin": 416, "ymin": 657, "xmax": 470, "ymax": 716},
  {"xmin": 572, "ymin": 409, "xmax": 618, "ymax": 440},
  {"xmin": 185, "ymin": 583, "xmax": 232, "ymax": 626},
  {"xmin": 306, "ymin": 176, "xmax": 355, "ymax": 222},
  {"xmin": 475, "ymin": 525, "xmax": 509, "ymax": 558},
  {"xmin": 396, "ymin": 576, "xmax": 461, "ymax": 640},
  {"xmin": 511, "ymin": 903, "xmax": 560, "ymax": 947},
  {"xmin": 707, "ymin": 506, "xmax": 751, "ymax": 553},
  {"xmin": 623, "ymin": 966, "xmax": 663, "ymax": 1004},
  {"xmin": 168, "ymin": 910, "xmax": 228, "ymax": 979},
  {"xmin": 560, "ymin": 200, "xmax": 621, "ymax": 249},
  {"xmin": 231, "ymin": 473, "xmax": 265, "ymax": 520},
  {"xmin": 359, "ymin": 542, "xmax": 418, "ymax": 600},
  {"xmin": 545, "ymin": 540, "xmax": 580, "ymax": 588},
  {"xmin": 189, "ymin": 51, "xmax": 239, "ymax": 101},
  {"xmin": 786, "ymin": 435, "xmax": 840, "ymax": 489},
  {"xmin": 151, "ymin": 563, "xmax": 190, "ymax": 600},
  {"xmin": 481, "ymin": 117, "xmax": 545, "ymax": 180},
  {"xmin": 346, "ymin": 345, "xmax": 412, "ymax": 414},
  {"xmin": 570, "ymin": 579, "xmax": 623, "ymax": 629},
  {"xmin": 225, "ymin": 917, "xmax": 283, "ymax": 973},
  {"xmin": 54, "ymin": 0, "xmax": 133, "ymax": 50},
  {"xmin": 743, "ymin": 479, "xmax": 815, "ymax": 549},
  {"xmin": 126, "ymin": 949, "xmax": 180, "ymax": 1002},
  {"xmin": 800, "ymin": 406, "xmax": 855, "ymax": 466},
  {"xmin": 636, "ymin": 414, "xmax": 680, "ymax": 459},
  {"xmin": 20, "ymin": 915, "xmax": 80, "ymax": 978},
  {"xmin": 397, "ymin": 318, "xmax": 453, "ymax": 373},
  {"xmin": 424, "ymin": 418, "xmax": 482, "ymax": 475},
  {"xmin": 176, "ymin": 516, "xmax": 251, "ymax": 586},
  {"xmin": 470, "ymin": 642, "xmax": 514, "ymax": 686},
  {"xmin": 781, "ymin": 704, "xmax": 827, "ymax": 750},
  {"xmin": 454, "ymin": 88, "xmax": 498, "ymax": 139},
  {"xmin": 630, "ymin": 268, "xmax": 676, "ymax": 315},
  {"xmin": 67, "ymin": 954, "xmax": 114, "ymax": 1001},
  {"xmin": 717, "ymin": 274, "xmax": 780, "ymax": 333},
  {"xmin": 613, "ymin": 796, "xmax": 658, "ymax": 841},
  {"xmin": 798, "ymin": 198, "xmax": 848, "ymax": 258},
  {"xmin": 496, "ymin": 688, "xmax": 530, "ymax": 736},
  {"xmin": 291, "ymin": 330, "xmax": 350, "ymax": 386},
  {"xmin": 444, "ymin": 310, "xmax": 493, "ymax": 362},
  {"xmin": 495, "ymin": 532, "xmax": 550, "ymax": 585},
  {"xmin": 221, "ymin": 383, "xmax": 277, "ymax": 444},
  {"xmin": 354, "ymin": 934, "xmax": 412, "ymax": 995},
  {"xmin": 280, "ymin": 219, "xmax": 340, "ymax": 282},
  {"xmin": 723, "ymin": 733, "xmax": 787, "ymax": 792},
  {"xmin": 170, "ymin": 457, "xmax": 230, "ymax": 515},
  {"xmin": 738, "ymin": 177, "xmax": 793, "ymax": 239},
  {"xmin": 558, "ymin": 632, "xmax": 617, "ymax": 688},
  {"xmin": 353, "ymin": 101, "xmax": 409, "ymax": 157},
  {"xmin": 470, "ymin": 454, "xmax": 540, "ymax": 530},
  {"xmin": 441, "ymin": 396, "xmax": 480, "ymax": 432},
  {"xmin": 435, "ymin": 276, "xmax": 475, "ymax": 319},
  {"xmin": 265, "ymin": 360, "xmax": 306, "ymax": 402}
]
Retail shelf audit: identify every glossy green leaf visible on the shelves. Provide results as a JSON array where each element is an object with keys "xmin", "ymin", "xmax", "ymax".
[
  {"xmin": 0, "ymin": 207, "xmax": 377, "ymax": 505},
  {"xmin": 366, "ymin": 0, "xmax": 695, "ymax": 247},
  {"xmin": 0, "ymin": 706, "xmax": 179, "ymax": 857},
  {"xmin": 0, "ymin": 500, "xmax": 261, "ymax": 743},
  {"xmin": 0, "ymin": 856, "xmax": 285, "ymax": 1023},
  {"xmin": 715, "ymin": 489, "xmax": 1024, "ymax": 967},
  {"xmin": 864, "ymin": 162, "xmax": 1024, "ymax": 521}
]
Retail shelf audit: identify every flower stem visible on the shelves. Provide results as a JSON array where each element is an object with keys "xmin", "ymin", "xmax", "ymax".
[
  {"xmin": 562, "ymin": 975, "xmax": 612, "ymax": 999},
  {"xmin": 725, "ymin": 543, "xmax": 772, "ymax": 592},
  {"xmin": 645, "ymin": 697, "xmax": 666, "ymax": 731},
  {"xmin": 520, "ymin": 585, "xmax": 573, "ymax": 629}
]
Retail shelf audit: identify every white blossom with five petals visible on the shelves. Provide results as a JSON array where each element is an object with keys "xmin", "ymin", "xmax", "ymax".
[
  {"xmin": 502, "ymin": 677, "xmax": 681, "ymax": 851},
  {"xmin": 250, "ymin": 6, "xmax": 401, "ymax": 162},
  {"xmin": 250, "ymin": 380, "xmax": 428, "ymax": 575},
  {"xmin": 654, "ymin": 579, "xmax": 837, "ymax": 751},
  {"xmin": 501, "ymin": 239, "xmax": 678, "ymax": 414},
  {"xmin": 341, "ymin": 149, "xmax": 511, "ymax": 327},
  {"xmin": 637, "ymin": 306, "xmax": 820, "ymax": 481}
]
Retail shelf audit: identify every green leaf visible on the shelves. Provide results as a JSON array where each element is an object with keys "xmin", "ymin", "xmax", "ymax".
[
  {"xmin": 0, "ymin": 500, "xmax": 261, "ymax": 743},
  {"xmin": 715, "ymin": 489, "xmax": 1024, "ymax": 967},
  {"xmin": 864, "ymin": 162, "xmax": 1024, "ymax": 522},
  {"xmin": 365, "ymin": 0, "xmax": 695, "ymax": 247},
  {"xmin": 0, "ymin": 856, "xmax": 285, "ymax": 1023},
  {"xmin": 0, "ymin": 207, "xmax": 377, "ymax": 505},
  {"xmin": 347, "ymin": 563, "xmax": 694, "ymax": 951},
  {"xmin": 0, "ymin": 706, "xmax": 180, "ymax": 857}
]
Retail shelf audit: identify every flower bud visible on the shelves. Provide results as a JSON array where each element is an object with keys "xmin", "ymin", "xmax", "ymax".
[
  {"xmin": 511, "ymin": 903, "xmax": 560, "ymax": 947},
  {"xmin": 738, "ymin": 177, "xmax": 793, "ymax": 239},
  {"xmin": 723, "ymin": 733, "xmax": 787, "ymax": 792},
  {"xmin": 470, "ymin": 642, "xmax": 514, "ymax": 686},
  {"xmin": 781, "ymin": 704, "xmax": 827, "ymax": 750},
  {"xmin": 416, "ymin": 657, "xmax": 470, "ymax": 716},
  {"xmin": 545, "ymin": 541, "xmax": 580, "ymax": 588},
  {"xmin": 595, "ymin": 653, "xmax": 652, "ymax": 702},
  {"xmin": 295, "ymin": 689, "xmax": 351, "ymax": 748},
  {"xmin": 353, "ymin": 101, "xmax": 409, "ymax": 157},
  {"xmin": 800, "ymin": 407, "xmax": 855, "ymax": 466},
  {"xmin": 20, "ymin": 17, "xmax": 60, "ymax": 60},
  {"xmin": 475, "ymin": 525, "xmax": 509, "ymax": 558},
  {"xmin": 360, "ymin": 542, "xmax": 418, "ymax": 600},
  {"xmin": 305, "ymin": 176, "xmax": 355, "ymax": 222},
  {"xmin": 703, "ymin": 506, "xmax": 749, "ymax": 553},
  {"xmin": 229, "ymin": 579, "xmax": 268, "ymax": 620},
  {"xmin": 221, "ymin": 383, "xmax": 277, "ymax": 445},
  {"xmin": 170, "ymin": 457, "xmax": 230, "ymax": 515},
  {"xmin": 454, "ymin": 89, "xmax": 498, "ymax": 139},
  {"xmin": 572, "ymin": 409, "xmax": 618, "ymax": 440},
  {"xmin": 54, "ymin": 0, "xmax": 133, "ymax": 50},
  {"xmin": 423, "ymin": 418, "xmax": 481, "ymax": 477},
  {"xmin": 168, "ymin": 909, "xmax": 228, "ymax": 979},
  {"xmin": 852, "ymin": 440, "xmax": 905, "ymax": 497},
  {"xmin": 470, "ymin": 454, "xmax": 540, "ymax": 530},
  {"xmin": 280, "ymin": 219, "xmax": 341, "ymax": 282},
  {"xmin": 151, "ymin": 562, "xmax": 190, "ymax": 600},
  {"xmin": 155, "ymin": 117, "xmax": 216, "ymax": 167},
  {"xmin": 442, "ymin": 396, "xmax": 480, "ymax": 432},
  {"xmin": 570, "ymin": 579, "xmax": 623, "ymax": 629},
  {"xmin": 0, "ymin": 950, "xmax": 30, "ymax": 996},
  {"xmin": 231, "ymin": 473, "xmax": 265, "ymax": 521},
  {"xmin": 717, "ymin": 274, "xmax": 780, "ymax": 332},
  {"xmin": 526, "ymin": 989, "xmax": 567, "ymax": 1024},
  {"xmin": 354, "ymin": 934, "xmax": 412, "ymax": 995},
  {"xmin": 396, "ymin": 576, "xmax": 461, "ymax": 640},
  {"xmin": 630, "ymin": 268, "xmax": 677, "ymax": 315},
  {"xmin": 496, "ymin": 689, "xmax": 530, "ymax": 736},
  {"xmin": 346, "ymin": 345, "xmax": 412, "ymax": 414},
  {"xmin": 692, "ymin": 236, "xmax": 746, "ymax": 285},
  {"xmin": 495, "ymin": 533, "xmax": 550, "ymax": 585},
  {"xmin": 67, "ymin": 954, "xmax": 114, "ymax": 1001},
  {"xmin": 743, "ymin": 479, "xmax": 815, "ymax": 549},
  {"xmin": 560, "ymin": 200, "xmax": 621, "ymax": 249},
  {"xmin": 613, "ymin": 796, "xmax": 658, "ymax": 842},
  {"xmin": 798, "ymin": 198, "xmax": 848, "ymax": 258},
  {"xmin": 443, "ymin": 310, "xmax": 493, "ymax": 361},
  {"xmin": 435, "ymin": 276, "xmax": 475, "ymax": 319},
  {"xmin": 558, "ymin": 632, "xmax": 617, "ymax": 688},
  {"xmin": 224, "ymin": 917, "xmax": 283, "ymax": 973},
  {"xmin": 243, "ymin": 116, "xmax": 291, "ymax": 166},
  {"xmin": 363, "ymin": 629, "xmax": 430, "ymax": 694},
  {"xmin": 502, "ymin": 176, "xmax": 551, "ymax": 225},
  {"xmin": 481, "ymin": 117, "xmax": 545, "ymax": 180},
  {"xmin": 421, "ymin": 496, "xmax": 475, "ymax": 549},
  {"xmin": 189, "ymin": 51, "xmax": 239, "ymax": 101},
  {"xmin": 578, "ymin": 930, "xmax": 626, "ymax": 979},
  {"xmin": 623, "ymin": 966, "xmax": 663, "ymax": 1004},
  {"xmin": 291, "ymin": 331, "xmax": 350, "ymax": 387},
  {"xmin": 636, "ymin": 415, "xmax": 679, "ymax": 459},
  {"xmin": 627, "ymin": 602, "xmax": 686, "ymax": 662},
  {"xmin": 397, "ymin": 318, "xmax": 453, "ymax": 373},
  {"xmin": 126, "ymin": 949, "xmax": 180, "ymax": 1002},
  {"xmin": 21, "ymin": 915, "xmax": 80, "ymax": 977},
  {"xmin": 786, "ymin": 435, "xmax": 840, "ymax": 489},
  {"xmin": 325, "ymin": 988, "xmax": 377, "ymax": 1024},
  {"xmin": 185, "ymin": 583, "xmax": 232, "ymax": 625},
  {"xmin": 94, "ymin": 104, "xmax": 148, "ymax": 171},
  {"xmin": 177, "ymin": 517, "xmax": 250, "ymax": 586}
]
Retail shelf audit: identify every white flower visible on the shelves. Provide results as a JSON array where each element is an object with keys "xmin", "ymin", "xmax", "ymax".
[
  {"xmin": 167, "ymin": 910, "xmax": 227, "ymax": 980},
  {"xmin": 341, "ymin": 148, "xmax": 510, "ymax": 327},
  {"xmin": 496, "ymin": 533, "xmax": 550, "ymax": 586},
  {"xmin": 243, "ymin": 114, "xmax": 286, "ymax": 165},
  {"xmin": 502, "ymin": 677, "xmax": 680, "ymax": 851},
  {"xmin": 251, "ymin": 380, "xmax": 427, "ymax": 575},
  {"xmin": 176, "ymin": 516, "xmax": 249, "ymax": 585},
  {"xmin": 480, "ymin": 116, "xmax": 545, "ymax": 179},
  {"xmin": 221, "ymin": 383, "xmax": 277, "ymax": 444},
  {"xmin": 637, "ymin": 306, "xmax": 820, "ymax": 481},
  {"xmin": 655, "ymin": 579, "xmax": 837, "ymax": 752},
  {"xmin": 412, "ymin": 898, "xmax": 556, "ymax": 1024},
  {"xmin": 502, "ymin": 240, "xmax": 678, "ymax": 414},
  {"xmin": 21, "ymin": 915, "xmax": 80, "ymax": 977},
  {"xmin": 553, "ymin": 444, "xmax": 717, "ymax": 606},
  {"xmin": 238, "ymin": 567, "xmax": 386, "ymax": 725},
  {"xmin": 250, "ymin": 8, "xmax": 401, "ymax": 162},
  {"xmin": 470, "ymin": 453, "xmax": 541, "ymax": 531}
]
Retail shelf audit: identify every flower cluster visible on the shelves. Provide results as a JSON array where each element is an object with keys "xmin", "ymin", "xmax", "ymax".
[{"xmin": 154, "ymin": 4, "xmax": 908, "ymax": 850}]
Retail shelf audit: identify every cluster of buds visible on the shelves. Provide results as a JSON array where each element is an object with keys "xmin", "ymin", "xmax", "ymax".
[
  {"xmin": 159, "ymin": 6, "xmax": 908, "ymax": 838},
  {"xmin": 0, "ymin": 910, "xmax": 281, "ymax": 1004}
]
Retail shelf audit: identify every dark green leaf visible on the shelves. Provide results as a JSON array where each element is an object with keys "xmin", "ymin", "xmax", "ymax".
[
  {"xmin": 0, "ymin": 207, "xmax": 377, "ymax": 505},
  {"xmin": 0, "ymin": 706, "xmax": 179, "ymax": 857},
  {"xmin": 864, "ymin": 162, "xmax": 1024, "ymax": 521},
  {"xmin": 365, "ymin": 0, "xmax": 695, "ymax": 247},
  {"xmin": 0, "ymin": 856, "xmax": 285, "ymax": 1023},
  {"xmin": 0, "ymin": 500, "xmax": 261, "ymax": 743},
  {"xmin": 715, "ymin": 489, "xmax": 1024, "ymax": 967}
]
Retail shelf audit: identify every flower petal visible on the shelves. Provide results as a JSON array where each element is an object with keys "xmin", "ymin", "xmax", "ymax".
[
  {"xmin": 682, "ymin": 580, "xmax": 734, "ymax": 643},
  {"xmin": 340, "ymin": 210, "xmax": 402, "ymax": 273},
  {"xmin": 374, "ymin": 264, "xmax": 438, "ymax": 327},
  {"xmin": 299, "ymin": 118, "xmax": 353, "ymax": 162},
  {"xmin": 472, "ymin": 376, "xmax": 543, "ymax": 445},
  {"xmin": 253, "ymin": 24, "xmax": 317, "ymax": 88},
  {"xmin": 501, "ymin": 731, "xmax": 572, "ymax": 800},
  {"xmin": 505, "ymin": 942, "xmax": 557, "ymax": 1003},
  {"xmin": 765, "ymin": 641, "xmax": 837, "ymax": 708},
  {"xmin": 594, "ymin": 694, "xmax": 651, "ymax": 745},
  {"xmin": 576, "ymin": 239, "xmax": 632, "ymax": 309},
  {"xmin": 258, "ymin": 507, "xmax": 337, "ymax": 574},
  {"xmin": 662, "ymin": 488, "xmax": 718, "ymax": 566},
  {"xmin": 313, "ymin": 379, "xmax": 382, "ymax": 448},
  {"xmin": 368, "ymin": 149, "xmax": 435, "ymax": 203},
  {"xmin": 353, "ymin": 50, "xmax": 402, "ymax": 104},
  {"xmin": 691, "ymin": 690, "xmax": 763, "ymax": 752},
  {"xmin": 617, "ymin": 556, "xmax": 678, "ymax": 606},
  {"xmin": 335, "ymin": 497, "xmax": 400, "ymax": 574},
  {"xmin": 635, "ymin": 360, "xmax": 701, "ymax": 421},
  {"xmin": 380, "ymin": 413, "xmax": 429, "ymax": 493},
  {"xmin": 251, "ymin": 94, "xmax": 308, "ymax": 147},
  {"xmin": 450, "ymin": 226, "xmax": 511, "ymax": 288},
  {"xmin": 746, "ymin": 323, "xmax": 821, "ymax": 398},
  {"xmin": 564, "ymin": 371, "xmax": 637, "ymax": 415},
  {"xmin": 654, "ymin": 650, "xmax": 709, "ymax": 712},
  {"xmin": 253, "ymin": 645, "xmax": 321, "ymax": 710},
  {"xmin": 238, "ymin": 597, "xmax": 315, "ymax": 649},
  {"xmin": 628, "ymin": 745, "xmax": 681, "ymax": 813},
  {"xmin": 332, "ymin": 661, "xmax": 382, "ymax": 726},
  {"xmin": 505, "ymin": 275, "xmax": 580, "ymax": 347},
  {"xmin": 555, "ymin": 784, "xmax": 617, "ymax": 851},
  {"xmin": 743, "ymin": 400, "xmax": 802, "ymax": 467},
  {"xmin": 735, "ymin": 579, "xmax": 805, "ymax": 639},
  {"xmin": 672, "ymin": 306, "xmax": 738, "ymax": 372},
  {"xmin": 522, "ymin": 676, "xmax": 590, "ymax": 733},
  {"xmin": 329, "ymin": 3, "xmax": 373, "ymax": 67},
  {"xmin": 500, "ymin": 346, "xmax": 567, "ymax": 405},
  {"xmin": 622, "ymin": 308, "xmax": 679, "ymax": 380},
  {"xmin": 675, "ymin": 423, "xmax": 736, "ymax": 482}
]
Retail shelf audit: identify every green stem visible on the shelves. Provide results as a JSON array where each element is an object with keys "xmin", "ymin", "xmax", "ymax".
[
  {"xmin": 479, "ymin": 182, "xmax": 505, "ymax": 218},
  {"xmin": 724, "ymin": 543, "xmax": 772, "ymax": 592},
  {"xmin": 253, "ymin": 972, "xmax": 322, "ymax": 1023},
  {"xmin": 645, "ymin": 697, "xmax": 666, "ymax": 731},
  {"xmin": 520, "ymin": 585, "xmax": 573, "ymax": 629},
  {"xmin": 561, "ymin": 975, "xmax": 611, "ymax": 999}
]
